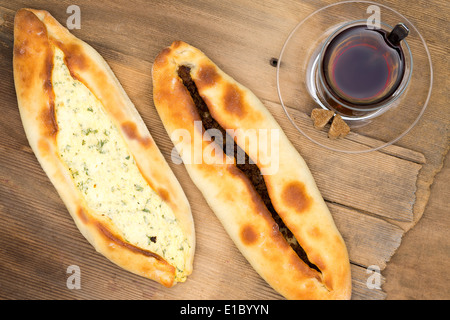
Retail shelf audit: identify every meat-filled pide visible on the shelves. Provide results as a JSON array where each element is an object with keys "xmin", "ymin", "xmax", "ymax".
[{"xmin": 152, "ymin": 41, "xmax": 352, "ymax": 299}]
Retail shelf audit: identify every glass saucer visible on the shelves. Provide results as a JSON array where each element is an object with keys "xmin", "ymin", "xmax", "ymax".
[{"xmin": 276, "ymin": 1, "xmax": 433, "ymax": 153}]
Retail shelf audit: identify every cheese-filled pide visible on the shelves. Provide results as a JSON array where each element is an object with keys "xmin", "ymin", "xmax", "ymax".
[
  {"xmin": 152, "ymin": 41, "xmax": 352, "ymax": 299},
  {"xmin": 13, "ymin": 9, "xmax": 195, "ymax": 287}
]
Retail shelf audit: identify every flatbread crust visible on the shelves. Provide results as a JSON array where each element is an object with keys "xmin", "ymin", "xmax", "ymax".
[
  {"xmin": 13, "ymin": 9, "xmax": 195, "ymax": 287},
  {"xmin": 152, "ymin": 41, "xmax": 351, "ymax": 299}
]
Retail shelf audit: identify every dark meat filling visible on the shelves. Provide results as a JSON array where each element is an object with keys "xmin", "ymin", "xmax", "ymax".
[{"xmin": 177, "ymin": 66, "xmax": 320, "ymax": 273}]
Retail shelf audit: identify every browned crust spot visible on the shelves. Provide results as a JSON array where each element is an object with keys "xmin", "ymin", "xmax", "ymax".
[
  {"xmin": 40, "ymin": 46, "xmax": 57, "ymax": 137},
  {"xmin": 157, "ymin": 187, "xmax": 170, "ymax": 203},
  {"xmin": 77, "ymin": 207, "xmax": 90, "ymax": 224},
  {"xmin": 42, "ymin": 45, "xmax": 54, "ymax": 91},
  {"xmin": 53, "ymin": 40, "xmax": 89, "ymax": 81},
  {"xmin": 95, "ymin": 222, "xmax": 170, "ymax": 264},
  {"xmin": 14, "ymin": 9, "xmax": 58, "ymax": 137},
  {"xmin": 121, "ymin": 121, "xmax": 151, "ymax": 147},
  {"xmin": 14, "ymin": 10, "xmax": 46, "ymax": 49},
  {"xmin": 39, "ymin": 101, "xmax": 58, "ymax": 137},
  {"xmin": 223, "ymin": 82, "xmax": 246, "ymax": 117},
  {"xmin": 196, "ymin": 64, "xmax": 220, "ymax": 90},
  {"xmin": 308, "ymin": 226, "xmax": 322, "ymax": 239},
  {"xmin": 240, "ymin": 224, "xmax": 258, "ymax": 245},
  {"xmin": 282, "ymin": 181, "xmax": 312, "ymax": 213},
  {"xmin": 41, "ymin": 44, "xmax": 57, "ymax": 137}
]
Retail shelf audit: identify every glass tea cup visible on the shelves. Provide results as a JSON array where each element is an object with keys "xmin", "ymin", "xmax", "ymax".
[{"xmin": 307, "ymin": 20, "xmax": 413, "ymax": 125}]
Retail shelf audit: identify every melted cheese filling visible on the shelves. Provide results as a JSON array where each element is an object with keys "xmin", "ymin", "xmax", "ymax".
[{"xmin": 52, "ymin": 47, "xmax": 189, "ymax": 281}]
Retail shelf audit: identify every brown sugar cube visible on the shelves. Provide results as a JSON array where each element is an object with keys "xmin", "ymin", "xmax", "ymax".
[
  {"xmin": 328, "ymin": 114, "xmax": 350, "ymax": 139},
  {"xmin": 311, "ymin": 108, "xmax": 335, "ymax": 129}
]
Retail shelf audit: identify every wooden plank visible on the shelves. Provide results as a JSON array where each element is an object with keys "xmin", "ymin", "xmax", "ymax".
[
  {"xmin": 383, "ymin": 154, "xmax": 450, "ymax": 299},
  {"xmin": 330, "ymin": 203, "xmax": 404, "ymax": 270}
]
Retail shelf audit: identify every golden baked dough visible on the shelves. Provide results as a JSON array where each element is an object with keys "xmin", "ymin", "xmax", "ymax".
[
  {"xmin": 13, "ymin": 9, "xmax": 195, "ymax": 287},
  {"xmin": 152, "ymin": 41, "xmax": 351, "ymax": 299}
]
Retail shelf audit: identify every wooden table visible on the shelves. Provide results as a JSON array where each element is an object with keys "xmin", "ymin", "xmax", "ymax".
[{"xmin": 0, "ymin": 0, "xmax": 448, "ymax": 300}]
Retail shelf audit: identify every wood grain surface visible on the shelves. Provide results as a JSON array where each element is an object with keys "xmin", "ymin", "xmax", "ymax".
[{"xmin": 0, "ymin": 0, "xmax": 448, "ymax": 300}]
